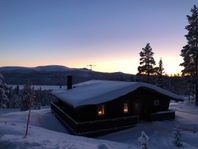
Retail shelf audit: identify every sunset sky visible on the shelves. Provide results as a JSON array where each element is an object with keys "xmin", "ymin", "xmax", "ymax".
[{"xmin": 0, "ymin": 0, "xmax": 197, "ymax": 74}]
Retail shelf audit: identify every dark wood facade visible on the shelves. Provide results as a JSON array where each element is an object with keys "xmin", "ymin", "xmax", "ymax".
[{"xmin": 51, "ymin": 87, "xmax": 176, "ymax": 136}]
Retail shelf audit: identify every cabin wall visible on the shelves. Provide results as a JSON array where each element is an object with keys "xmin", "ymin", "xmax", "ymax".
[
  {"xmin": 53, "ymin": 97, "xmax": 77, "ymax": 120},
  {"xmin": 133, "ymin": 88, "xmax": 170, "ymax": 119},
  {"xmin": 54, "ymin": 88, "xmax": 171, "ymax": 122},
  {"xmin": 75, "ymin": 97, "xmax": 132, "ymax": 122},
  {"xmin": 74, "ymin": 88, "xmax": 171, "ymax": 122},
  {"xmin": 134, "ymin": 88, "xmax": 170, "ymax": 110}
]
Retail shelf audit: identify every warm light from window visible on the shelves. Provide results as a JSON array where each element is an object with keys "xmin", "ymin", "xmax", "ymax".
[
  {"xmin": 98, "ymin": 105, "xmax": 105, "ymax": 116},
  {"xmin": 123, "ymin": 103, "xmax": 128, "ymax": 113}
]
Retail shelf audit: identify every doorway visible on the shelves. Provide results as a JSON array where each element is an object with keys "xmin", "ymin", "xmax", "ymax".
[{"xmin": 133, "ymin": 102, "xmax": 142, "ymax": 120}]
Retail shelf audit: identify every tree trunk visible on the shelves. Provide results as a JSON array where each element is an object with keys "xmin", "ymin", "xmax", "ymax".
[
  {"xmin": 195, "ymin": 14, "xmax": 198, "ymax": 105},
  {"xmin": 196, "ymin": 54, "xmax": 198, "ymax": 105},
  {"xmin": 196, "ymin": 82, "xmax": 198, "ymax": 105}
]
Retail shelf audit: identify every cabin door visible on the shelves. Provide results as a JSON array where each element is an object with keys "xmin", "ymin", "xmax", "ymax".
[{"xmin": 133, "ymin": 102, "xmax": 141, "ymax": 117}]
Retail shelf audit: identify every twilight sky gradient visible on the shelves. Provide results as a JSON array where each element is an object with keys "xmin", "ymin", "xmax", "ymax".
[{"xmin": 0, "ymin": 0, "xmax": 197, "ymax": 74}]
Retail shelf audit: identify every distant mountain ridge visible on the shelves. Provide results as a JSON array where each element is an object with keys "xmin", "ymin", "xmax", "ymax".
[
  {"xmin": 0, "ymin": 65, "xmax": 90, "ymax": 72},
  {"xmin": 0, "ymin": 65, "xmax": 133, "ymax": 85}
]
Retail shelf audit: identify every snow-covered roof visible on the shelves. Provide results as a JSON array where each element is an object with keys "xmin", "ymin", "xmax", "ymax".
[{"xmin": 51, "ymin": 80, "xmax": 183, "ymax": 108}]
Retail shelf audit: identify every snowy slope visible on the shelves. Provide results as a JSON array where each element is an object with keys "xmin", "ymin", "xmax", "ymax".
[
  {"xmin": 1, "ymin": 103, "xmax": 198, "ymax": 149},
  {"xmin": 0, "ymin": 108, "xmax": 67, "ymax": 133},
  {"xmin": 0, "ymin": 108, "xmax": 134, "ymax": 149},
  {"xmin": 0, "ymin": 123, "xmax": 133, "ymax": 149}
]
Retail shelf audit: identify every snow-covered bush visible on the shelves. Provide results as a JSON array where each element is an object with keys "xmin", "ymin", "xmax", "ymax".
[
  {"xmin": 98, "ymin": 144, "xmax": 108, "ymax": 149},
  {"xmin": 138, "ymin": 131, "xmax": 149, "ymax": 149},
  {"xmin": 173, "ymin": 127, "xmax": 183, "ymax": 147}
]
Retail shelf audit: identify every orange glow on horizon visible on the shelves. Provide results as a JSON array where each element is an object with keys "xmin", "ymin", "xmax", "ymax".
[
  {"xmin": 0, "ymin": 46, "xmax": 183, "ymax": 75},
  {"xmin": 0, "ymin": 56, "xmax": 182, "ymax": 76}
]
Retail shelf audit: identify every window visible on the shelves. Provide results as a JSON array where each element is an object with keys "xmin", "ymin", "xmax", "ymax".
[
  {"xmin": 97, "ymin": 105, "xmax": 105, "ymax": 116},
  {"xmin": 123, "ymin": 103, "xmax": 129, "ymax": 113},
  {"xmin": 154, "ymin": 100, "xmax": 160, "ymax": 106}
]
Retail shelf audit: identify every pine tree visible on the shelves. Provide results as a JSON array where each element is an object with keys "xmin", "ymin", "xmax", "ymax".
[
  {"xmin": 20, "ymin": 82, "xmax": 31, "ymax": 111},
  {"xmin": 138, "ymin": 43, "xmax": 156, "ymax": 76},
  {"xmin": 180, "ymin": 45, "xmax": 194, "ymax": 75},
  {"xmin": 157, "ymin": 58, "xmax": 164, "ymax": 76},
  {"xmin": 10, "ymin": 85, "xmax": 21, "ymax": 108},
  {"xmin": 155, "ymin": 58, "xmax": 165, "ymax": 87},
  {"xmin": 0, "ymin": 73, "xmax": 9, "ymax": 108},
  {"xmin": 180, "ymin": 5, "xmax": 198, "ymax": 105}
]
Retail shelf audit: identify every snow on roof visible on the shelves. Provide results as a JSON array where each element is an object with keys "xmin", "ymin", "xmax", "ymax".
[{"xmin": 51, "ymin": 80, "xmax": 183, "ymax": 108}]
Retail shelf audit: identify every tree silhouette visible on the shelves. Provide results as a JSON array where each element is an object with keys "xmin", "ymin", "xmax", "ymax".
[
  {"xmin": 138, "ymin": 43, "xmax": 156, "ymax": 77},
  {"xmin": 157, "ymin": 58, "xmax": 164, "ymax": 76},
  {"xmin": 180, "ymin": 5, "xmax": 198, "ymax": 105}
]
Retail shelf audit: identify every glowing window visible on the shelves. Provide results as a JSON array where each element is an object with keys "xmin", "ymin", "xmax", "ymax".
[
  {"xmin": 97, "ymin": 105, "xmax": 105, "ymax": 116},
  {"xmin": 123, "ymin": 103, "xmax": 129, "ymax": 113}
]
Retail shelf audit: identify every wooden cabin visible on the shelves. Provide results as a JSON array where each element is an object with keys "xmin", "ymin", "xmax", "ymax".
[{"xmin": 51, "ymin": 78, "xmax": 183, "ymax": 136}]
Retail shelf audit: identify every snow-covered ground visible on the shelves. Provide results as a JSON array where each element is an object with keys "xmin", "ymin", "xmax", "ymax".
[
  {"xmin": 100, "ymin": 102, "xmax": 198, "ymax": 149},
  {"xmin": 0, "ymin": 102, "xmax": 198, "ymax": 149},
  {"xmin": 0, "ymin": 108, "xmax": 133, "ymax": 149}
]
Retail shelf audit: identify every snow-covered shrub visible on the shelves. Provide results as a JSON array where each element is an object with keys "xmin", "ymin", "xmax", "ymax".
[
  {"xmin": 173, "ymin": 127, "xmax": 183, "ymax": 147},
  {"xmin": 98, "ymin": 144, "xmax": 108, "ymax": 149},
  {"xmin": 138, "ymin": 131, "xmax": 149, "ymax": 149}
]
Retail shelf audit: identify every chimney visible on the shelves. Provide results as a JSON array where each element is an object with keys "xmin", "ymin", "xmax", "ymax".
[{"xmin": 67, "ymin": 75, "xmax": 72, "ymax": 90}]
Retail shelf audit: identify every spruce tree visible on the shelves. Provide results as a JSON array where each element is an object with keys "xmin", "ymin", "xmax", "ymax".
[
  {"xmin": 180, "ymin": 5, "xmax": 198, "ymax": 105},
  {"xmin": 157, "ymin": 58, "xmax": 164, "ymax": 76},
  {"xmin": 20, "ymin": 82, "xmax": 31, "ymax": 111},
  {"xmin": 0, "ymin": 73, "xmax": 9, "ymax": 108},
  {"xmin": 138, "ymin": 43, "xmax": 156, "ymax": 76},
  {"xmin": 156, "ymin": 58, "xmax": 165, "ymax": 87}
]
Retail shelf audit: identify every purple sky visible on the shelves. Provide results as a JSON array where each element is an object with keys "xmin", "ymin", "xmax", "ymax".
[{"xmin": 0, "ymin": 0, "xmax": 197, "ymax": 74}]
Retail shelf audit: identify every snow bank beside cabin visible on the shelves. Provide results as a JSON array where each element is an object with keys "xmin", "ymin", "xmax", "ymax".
[
  {"xmin": 0, "ymin": 123, "xmax": 133, "ymax": 149},
  {"xmin": 0, "ymin": 109, "xmax": 134, "ymax": 149},
  {"xmin": 1, "ymin": 102, "xmax": 198, "ymax": 149},
  {"xmin": 0, "ymin": 108, "xmax": 68, "ymax": 133}
]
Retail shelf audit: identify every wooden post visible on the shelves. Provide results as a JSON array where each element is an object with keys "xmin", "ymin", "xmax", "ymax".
[{"xmin": 24, "ymin": 87, "xmax": 34, "ymax": 138}]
